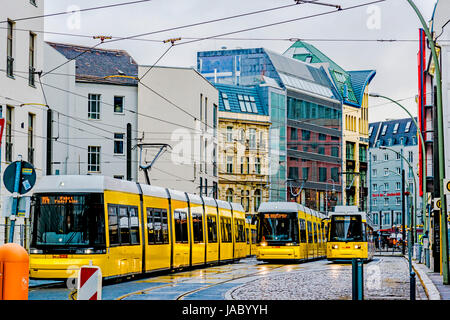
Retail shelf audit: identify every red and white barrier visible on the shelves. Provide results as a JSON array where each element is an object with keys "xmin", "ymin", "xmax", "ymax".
[{"xmin": 77, "ymin": 264, "xmax": 102, "ymax": 300}]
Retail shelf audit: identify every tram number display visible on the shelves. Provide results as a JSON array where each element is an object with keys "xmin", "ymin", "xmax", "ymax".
[
  {"xmin": 41, "ymin": 196, "xmax": 79, "ymax": 205},
  {"xmin": 333, "ymin": 216, "xmax": 358, "ymax": 221},
  {"xmin": 263, "ymin": 213, "xmax": 288, "ymax": 219}
]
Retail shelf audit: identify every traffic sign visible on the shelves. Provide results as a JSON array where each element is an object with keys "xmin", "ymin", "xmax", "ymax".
[
  {"xmin": 77, "ymin": 265, "xmax": 102, "ymax": 300},
  {"xmin": 445, "ymin": 179, "xmax": 450, "ymax": 195},
  {"xmin": 3, "ymin": 161, "xmax": 36, "ymax": 194},
  {"xmin": 434, "ymin": 198, "xmax": 441, "ymax": 211}
]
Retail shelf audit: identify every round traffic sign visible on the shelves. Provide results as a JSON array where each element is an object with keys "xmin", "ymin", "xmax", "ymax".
[
  {"xmin": 3, "ymin": 161, "xmax": 36, "ymax": 194},
  {"xmin": 437, "ymin": 199, "xmax": 442, "ymax": 209}
]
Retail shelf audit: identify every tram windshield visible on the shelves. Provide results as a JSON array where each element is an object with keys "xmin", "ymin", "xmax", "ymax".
[
  {"xmin": 258, "ymin": 212, "xmax": 299, "ymax": 243},
  {"xmin": 30, "ymin": 193, "xmax": 106, "ymax": 252},
  {"xmin": 329, "ymin": 215, "xmax": 365, "ymax": 242}
]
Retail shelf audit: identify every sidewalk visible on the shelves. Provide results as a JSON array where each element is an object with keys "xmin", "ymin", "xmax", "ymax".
[{"xmin": 411, "ymin": 259, "xmax": 450, "ymax": 300}]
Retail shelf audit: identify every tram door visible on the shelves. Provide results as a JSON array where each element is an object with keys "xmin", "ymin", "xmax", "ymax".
[
  {"xmin": 298, "ymin": 217, "xmax": 308, "ymax": 259},
  {"xmin": 172, "ymin": 208, "xmax": 190, "ymax": 268}
]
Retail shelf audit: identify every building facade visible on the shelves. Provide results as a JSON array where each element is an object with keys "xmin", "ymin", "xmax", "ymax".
[
  {"xmin": 0, "ymin": 0, "xmax": 46, "ymax": 244},
  {"xmin": 197, "ymin": 47, "xmax": 344, "ymax": 212},
  {"xmin": 284, "ymin": 41, "xmax": 375, "ymax": 212},
  {"xmin": 137, "ymin": 66, "xmax": 219, "ymax": 195},
  {"xmin": 44, "ymin": 42, "xmax": 139, "ymax": 181},
  {"xmin": 215, "ymin": 83, "xmax": 270, "ymax": 215},
  {"xmin": 368, "ymin": 118, "xmax": 422, "ymax": 233}
]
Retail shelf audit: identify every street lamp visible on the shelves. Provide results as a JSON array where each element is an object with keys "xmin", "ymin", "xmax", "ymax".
[
  {"xmin": 406, "ymin": 0, "xmax": 449, "ymax": 285},
  {"xmin": 381, "ymin": 145, "xmax": 417, "ymax": 300},
  {"xmin": 369, "ymin": 93, "xmax": 426, "ymax": 246}
]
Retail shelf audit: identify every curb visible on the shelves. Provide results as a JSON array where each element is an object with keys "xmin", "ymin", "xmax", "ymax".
[{"xmin": 410, "ymin": 259, "xmax": 441, "ymax": 300}]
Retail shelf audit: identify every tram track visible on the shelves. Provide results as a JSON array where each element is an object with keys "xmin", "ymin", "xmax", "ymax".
[{"xmin": 117, "ymin": 263, "xmax": 293, "ymax": 300}]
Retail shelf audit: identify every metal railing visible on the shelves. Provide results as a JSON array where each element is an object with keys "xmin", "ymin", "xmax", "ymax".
[{"xmin": 0, "ymin": 224, "xmax": 31, "ymax": 250}]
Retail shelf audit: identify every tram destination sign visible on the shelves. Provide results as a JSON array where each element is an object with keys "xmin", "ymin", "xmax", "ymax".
[{"xmin": 3, "ymin": 160, "xmax": 36, "ymax": 195}]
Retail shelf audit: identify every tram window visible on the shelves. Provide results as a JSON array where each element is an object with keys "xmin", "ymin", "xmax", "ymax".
[
  {"xmin": 108, "ymin": 205, "xmax": 120, "ymax": 246},
  {"xmin": 299, "ymin": 219, "xmax": 307, "ymax": 243},
  {"xmin": 147, "ymin": 208, "xmax": 169, "ymax": 245},
  {"xmin": 314, "ymin": 223, "xmax": 318, "ymax": 243},
  {"xmin": 251, "ymin": 229, "xmax": 257, "ymax": 244},
  {"xmin": 192, "ymin": 212, "xmax": 204, "ymax": 243},
  {"xmin": 119, "ymin": 206, "xmax": 130, "ymax": 245},
  {"xmin": 307, "ymin": 221, "xmax": 313, "ymax": 243},
  {"xmin": 207, "ymin": 215, "xmax": 218, "ymax": 243},
  {"xmin": 235, "ymin": 219, "xmax": 245, "ymax": 242},
  {"xmin": 129, "ymin": 207, "xmax": 140, "ymax": 245},
  {"xmin": 246, "ymin": 228, "xmax": 250, "ymax": 244},
  {"xmin": 221, "ymin": 217, "xmax": 232, "ymax": 243},
  {"xmin": 174, "ymin": 210, "xmax": 188, "ymax": 243}
]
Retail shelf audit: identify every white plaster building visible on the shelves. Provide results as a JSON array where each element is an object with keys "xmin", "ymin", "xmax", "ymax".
[
  {"xmin": 137, "ymin": 66, "xmax": 219, "ymax": 195},
  {"xmin": 43, "ymin": 42, "xmax": 139, "ymax": 181},
  {"xmin": 0, "ymin": 0, "xmax": 46, "ymax": 244}
]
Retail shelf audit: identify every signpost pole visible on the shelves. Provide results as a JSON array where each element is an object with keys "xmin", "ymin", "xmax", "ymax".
[{"xmin": 9, "ymin": 159, "xmax": 23, "ymax": 243}]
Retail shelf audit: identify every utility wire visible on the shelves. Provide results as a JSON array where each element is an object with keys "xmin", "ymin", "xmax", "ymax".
[{"xmin": 0, "ymin": 0, "xmax": 154, "ymax": 24}]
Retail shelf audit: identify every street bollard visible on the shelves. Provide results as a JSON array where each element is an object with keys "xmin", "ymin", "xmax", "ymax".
[
  {"xmin": 410, "ymin": 271, "xmax": 416, "ymax": 300},
  {"xmin": 0, "ymin": 243, "xmax": 29, "ymax": 300},
  {"xmin": 352, "ymin": 258, "xmax": 364, "ymax": 300}
]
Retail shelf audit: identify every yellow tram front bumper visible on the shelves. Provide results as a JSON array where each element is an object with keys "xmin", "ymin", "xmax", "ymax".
[
  {"xmin": 29, "ymin": 254, "xmax": 106, "ymax": 279},
  {"xmin": 326, "ymin": 242, "xmax": 368, "ymax": 260},
  {"xmin": 256, "ymin": 246, "xmax": 298, "ymax": 260}
]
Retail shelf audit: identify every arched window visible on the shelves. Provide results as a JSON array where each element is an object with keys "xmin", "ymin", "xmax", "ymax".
[
  {"xmin": 241, "ymin": 190, "xmax": 250, "ymax": 212},
  {"xmin": 226, "ymin": 188, "xmax": 233, "ymax": 203}
]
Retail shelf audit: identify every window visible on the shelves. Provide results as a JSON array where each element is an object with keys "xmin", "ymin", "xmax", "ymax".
[
  {"xmin": 220, "ymin": 217, "xmax": 232, "ymax": 242},
  {"xmin": 88, "ymin": 146, "xmax": 101, "ymax": 172},
  {"xmin": 108, "ymin": 205, "xmax": 139, "ymax": 246},
  {"xmin": 373, "ymin": 184, "xmax": 378, "ymax": 191},
  {"xmin": 373, "ymin": 199, "xmax": 377, "ymax": 206},
  {"xmin": 249, "ymin": 128, "xmax": 256, "ymax": 149},
  {"xmin": 307, "ymin": 221, "xmax": 313, "ymax": 243},
  {"xmin": 302, "ymin": 167, "xmax": 309, "ymax": 180},
  {"xmin": 368, "ymin": 126, "xmax": 374, "ymax": 137},
  {"xmin": 405, "ymin": 121, "xmax": 411, "ymax": 133},
  {"xmin": 373, "ymin": 154, "xmax": 377, "ymax": 162},
  {"xmin": 290, "ymin": 127, "xmax": 298, "ymax": 140},
  {"xmin": 255, "ymin": 157, "xmax": 261, "ymax": 174},
  {"xmin": 396, "ymin": 197, "xmax": 401, "ymax": 205},
  {"xmin": 396, "ymin": 153, "xmax": 401, "ymax": 160},
  {"xmin": 384, "ymin": 183, "xmax": 389, "ymax": 192},
  {"xmin": 222, "ymin": 93, "xmax": 231, "ymax": 110},
  {"xmin": 237, "ymin": 95, "xmax": 246, "ymax": 112},
  {"xmin": 318, "ymin": 147, "xmax": 325, "ymax": 155},
  {"xmin": 372, "ymin": 169, "xmax": 377, "ymax": 177},
  {"xmin": 254, "ymin": 189, "xmax": 261, "ymax": 212},
  {"xmin": 392, "ymin": 123, "xmax": 399, "ymax": 134},
  {"xmin": 319, "ymin": 167, "xmax": 327, "ymax": 182},
  {"xmin": 7, "ymin": 20, "xmax": 14, "ymax": 77},
  {"xmin": 207, "ymin": 215, "xmax": 218, "ymax": 243},
  {"xmin": 241, "ymin": 190, "xmax": 250, "ymax": 212},
  {"xmin": 114, "ymin": 96, "xmax": 124, "ymax": 113},
  {"xmin": 302, "ymin": 130, "xmax": 310, "ymax": 140},
  {"xmin": 226, "ymin": 126, "xmax": 233, "ymax": 142},
  {"xmin": 318, "ymin": 133, "xmax": 326, "ymax": 141},
  {"xmin": 299, "ymin": 218, "xmax": 307, "ymax": 243},
  {"xmin": 384, "ymin": 153, "xmax": 389, "ymax": 161},
  {"xmin": 114, "ymin": 133, "xmax": 124, "ymax": 155},
  {"xmin": 249, "ymin": 96, "xmax": 258, "ymax": 113},
  {"xmin": 147, "ymin": 208, "xmax": 169, "ymax": 244},
  {"xmin": 88, "ymin": 94, "xmax": 101, "ymax": 119},
  {"xmin": 213, "ymin": 104, "xmax": 218, "ymax": 137},
  {"xmin": 226, "ymin": 156, "xmax": 233, "ymax": 173},
  {"xmin": 29, "ymin": 33, "xmax": 36, "ymax": 86},
  {"xmin": 408, "ymin": 151, "xmax": 414, "ymax": 163},
  {"xmin": 384, "ymin": 198, "xmax": 389, "ymax": 206},
  {"xmin": 5, "ymin": 106, "xmax": 13, "ymax": 162},
  {"xmin": 235, "ymin": 219, "xmax": 246, "ymax": 242},
  {"xmin": 114, "ymin": 175, "xmax": 124, "ymax": 179},
  {"xmin": 226, "ymin": 189, "xmax": 233, "ymax": 203},
  {"xmin": 381, "ymin": 125, "xmax": 388, "ymax": 136},
  {"xmin": 289, "ymin": 167, "xmax": 299, "ymax": 180},
  {"xmin": 28, "ymin": 113, "xmax": 35, "ymax": 164},
  {"xmin": 331, "ymin": 147, "xmax": 339, "ymax": 157},
  {"xmin": 384, "ymin": 168, "xmax": 389, "ymax": 176},
  {"xmin": 174, "ymin": 210, "xmax": 188, "ymax": 243},
  {"xmin": 192, "ymin": 212, "xmax": 204, "ymax": 243}
]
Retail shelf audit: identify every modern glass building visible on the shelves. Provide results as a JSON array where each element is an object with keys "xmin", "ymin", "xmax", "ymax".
[{"xmin": 197, "ymin": 48, "xmax": 343, "ymax": 211}]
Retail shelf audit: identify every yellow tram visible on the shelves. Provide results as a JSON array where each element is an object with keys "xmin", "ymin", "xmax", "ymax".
[
  {"xmin": 29, "ymin": 175, "xmax": 249, "ymax": 280},
  {"xmin": 326, "ymin": 206, "xmax": 375, "ymax": 262},
  {"xmin": 255, "ymin": 202, "xmax": 328, "ymax": 262}
]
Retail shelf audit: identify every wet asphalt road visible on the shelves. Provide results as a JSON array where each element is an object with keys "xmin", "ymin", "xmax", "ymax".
[{"xmin": 28, "ymin": 255, "xmax": 426, "ymax": 300}]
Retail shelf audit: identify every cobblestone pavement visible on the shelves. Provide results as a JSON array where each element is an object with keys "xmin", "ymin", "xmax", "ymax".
[{"xmin": 228, "ymin": 256, "xmax": 427, "ymax": 300}]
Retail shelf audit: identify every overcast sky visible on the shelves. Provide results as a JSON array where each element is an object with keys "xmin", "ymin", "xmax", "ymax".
[{"xmin": 43, "ymin": 0, "xmax": 437, "ymax": 123}]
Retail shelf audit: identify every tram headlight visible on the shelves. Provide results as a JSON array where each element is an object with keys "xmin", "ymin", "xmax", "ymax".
[
  {"xmin": 332, "ymin": 245, "xmax": 339, "ymax": 249},
  {"xmin": 75, "ymin": 248, "xmax": 106, "ymax": 254},
  {"xmin": 30, "ymin": 248, "xmax": 43, "ymax": 254},
  {"xmin": 260, "ymin": 241, "xmax": 268, "ymax": 247},
  {"xmin": 286, "ymin": 242, "xmax": 295, "ymax": 246},
  {"xmin": 354, "ymin": 245, "xmax": 361, "ymax": 249}
]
